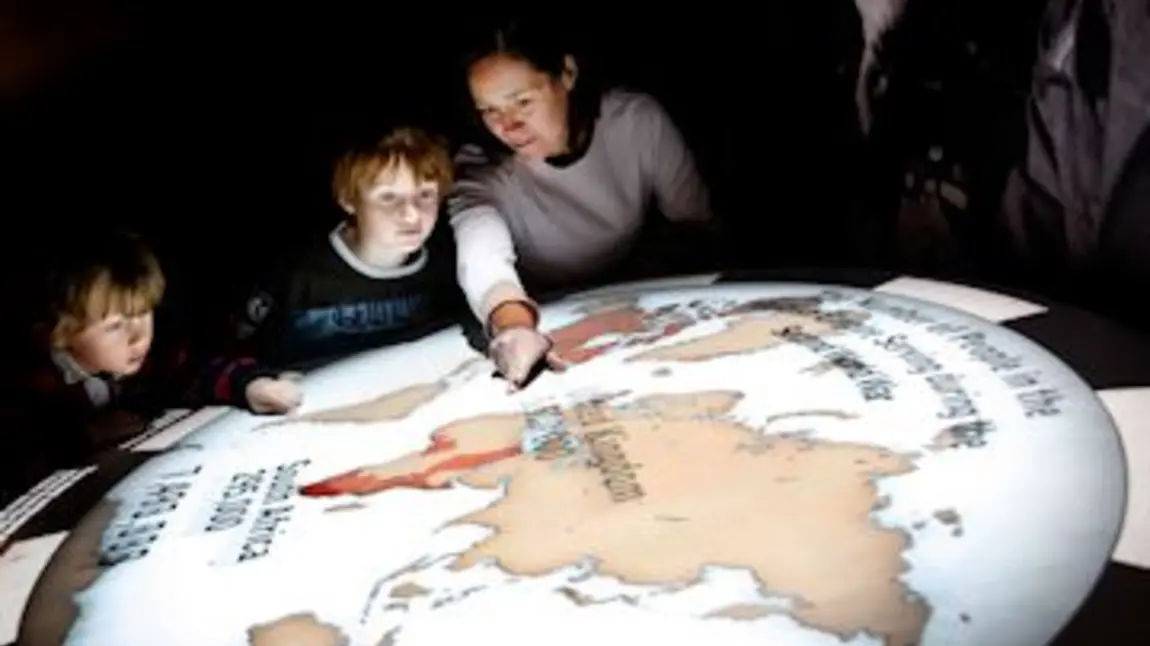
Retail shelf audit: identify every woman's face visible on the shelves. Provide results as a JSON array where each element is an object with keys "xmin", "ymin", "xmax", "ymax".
[{"xmin": 468, "ymin": 53, "xmax": 576, "ymax": 159}]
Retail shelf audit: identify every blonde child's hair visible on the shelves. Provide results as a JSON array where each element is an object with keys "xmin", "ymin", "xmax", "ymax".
[
  {"xmin": 48, "ymin": 231, "xmax": 165, "ymax": 348},
  {"xmin": 331, "ymin": 126, "xmax": 454, "ymax": 207}
]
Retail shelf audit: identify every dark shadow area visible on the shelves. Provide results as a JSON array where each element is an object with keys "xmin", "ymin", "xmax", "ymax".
[
  {"xmin": 0, "ymin": 7, "xmax": 866, "ymax": 309},
  {"xmin": 861, "ymin": 0, "xmax": 1047, "ymax": 275},
  {"xmin": 1052, "ymin": 563, "xmax": 1150, "ymax": 645},
  {"xmin": 1, "ymin": 8, "xmax": 470, "ymax": 336},
  {"xmin": 0, "ymin": 5, "xmax": 1065, "ymax": 306}
]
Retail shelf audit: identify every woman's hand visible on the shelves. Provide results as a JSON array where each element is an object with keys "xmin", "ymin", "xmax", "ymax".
[{"xmin": 488, "ymin": 326, "xmax": 567, "ymax": 391}]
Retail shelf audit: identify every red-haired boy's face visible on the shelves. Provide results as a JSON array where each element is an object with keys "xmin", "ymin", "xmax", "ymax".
[{"xmin": 340, "ymin": 162, "xmax": 440, "ymax": 256}]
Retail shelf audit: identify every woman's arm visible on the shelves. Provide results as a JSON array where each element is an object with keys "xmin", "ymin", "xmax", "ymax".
[
  {"xmin": 636, "ymin": 95, "xmax": 714, "ymax": 224},
  {"xmin": 626, "ymin": 94, "xmax": 724, "ymax": 272},
  {"xmin": 447, "ymin": 144, "xmax": 535, "ymax": 331}
]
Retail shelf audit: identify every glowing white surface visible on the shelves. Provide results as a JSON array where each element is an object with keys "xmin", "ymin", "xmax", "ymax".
[{"xmin": 24, "ymin": 283, "xmax": 1124, "ymax": 646}]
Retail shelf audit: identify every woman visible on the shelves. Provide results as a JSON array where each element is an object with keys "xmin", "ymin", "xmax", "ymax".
[{"xmin": 447, "ymin": 19, "xmax": 717, "ymax": 388}]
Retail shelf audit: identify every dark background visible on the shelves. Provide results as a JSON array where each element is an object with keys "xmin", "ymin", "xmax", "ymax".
[
  {"xmin": 0, "ymin": 1, "xmax": 1051, "ymax": 332},
  {"xmin": 6, "ymin": 6, "xmax": 1150, "ymax": 644}
]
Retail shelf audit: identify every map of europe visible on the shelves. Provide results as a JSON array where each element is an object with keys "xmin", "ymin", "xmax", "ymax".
[{"xmin": 19, "ymin": 284, "xmax": 1126, "ymax": 646}]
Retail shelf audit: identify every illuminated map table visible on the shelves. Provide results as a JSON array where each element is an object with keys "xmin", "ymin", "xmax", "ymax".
[{"xmin": 12, "ymin": 280, "xmax": 1131, "ymax": 646}]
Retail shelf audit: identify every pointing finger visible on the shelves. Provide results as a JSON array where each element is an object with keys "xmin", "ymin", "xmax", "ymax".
[{"xmin": 545, "ymin": 350, "xmax": 568, "ymax": 372}]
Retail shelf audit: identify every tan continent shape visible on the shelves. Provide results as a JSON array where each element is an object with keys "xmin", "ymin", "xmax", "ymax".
[
  {"xmin": 257, "ymin": 360, "xmax": 486, "ymax": 429},
  {"xmin": 256, "ymin": 383, "xmax": 444, "ymax": 430},
  {"xmin": 247, "ymin": 612, "xmax": 348, "ymax": 646},
  {"xmin": 629, "ymin": 311, "xmax": 841, "ymax": 363},
  {"xmin": 705, "ymin": 604, "xmax": 776, "ymax": 620},
  {"xmin": 450, "ymin": 391, "xmax": 926, "ymax": 646},
  {"xmin": 309, "ymin": 390, "xmax": 928, "ymax": 645},
  {"xmin": 390, "ymin": 582, "xmax": 431, "ymax": 599}
]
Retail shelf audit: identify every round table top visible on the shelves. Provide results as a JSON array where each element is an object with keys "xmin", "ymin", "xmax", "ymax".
[{"xmin": 2, "ymin": 270, "xmax": 1147, "ymax": 646}]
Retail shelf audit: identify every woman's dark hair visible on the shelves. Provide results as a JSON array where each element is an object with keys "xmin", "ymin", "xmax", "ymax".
[{"xmin": 459, "ymin": 16, "xmax": 604, "ymax": 160}]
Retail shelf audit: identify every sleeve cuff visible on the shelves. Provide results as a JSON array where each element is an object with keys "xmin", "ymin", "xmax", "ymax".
[
  {"xmin": 479, "ymin": 281, "xmax": 531, "ymax": 327},
  {"xmin": 484, "ymin": 297, "xmax": 540, "ymax": 340},
  {"xmin": 212, "ymin": 359, "xmax": 280, "ymax": 409}
]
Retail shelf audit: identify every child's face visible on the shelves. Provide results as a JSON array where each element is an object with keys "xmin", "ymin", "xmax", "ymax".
[
  {"xmin": 344, "ymin": 162, "xmax": 439, "ymax": 254},
  {"xmin": 68, "ymin": 311, "xmax": 154, "ymax": 377}
]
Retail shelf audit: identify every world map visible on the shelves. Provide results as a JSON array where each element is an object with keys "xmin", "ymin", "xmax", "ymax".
[{"xmin": 18, "ymin": 283, "xmax": 1126, "ymax": 646}]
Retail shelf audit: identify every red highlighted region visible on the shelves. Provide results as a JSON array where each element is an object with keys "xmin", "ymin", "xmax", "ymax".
[{"xmin": 298, "ymin": 430, "xmax": 521, "ymax": 498}]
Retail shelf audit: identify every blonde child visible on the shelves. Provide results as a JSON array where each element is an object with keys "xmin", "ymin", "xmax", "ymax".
[{"xmin": 2, "ymin": 231, "xmax": 300, "ymax": 502}]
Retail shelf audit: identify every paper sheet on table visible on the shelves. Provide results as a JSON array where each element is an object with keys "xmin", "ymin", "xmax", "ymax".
[
  {"xmin": 562, "ymin": 273, "xmax": 721, "ymax": 301},
  {"xmin": 1098, "ymin": 388, "xmax": 1150, "ymax": 569},
  {"xmin": 875, "ymin": 277, "xmax": 1047, "ymax": 322},
  {"xmin": 0, "ymin": 532, "xmax": 68, "ymax": 645},
  {"xmin": 129, "ymin": 406, "xmax": 230, "ymax": 452}
]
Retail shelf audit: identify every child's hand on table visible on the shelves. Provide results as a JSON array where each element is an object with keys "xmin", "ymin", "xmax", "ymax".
[{"xmin": 245, "ymin": 374, "xmax": 303, "ymax": 414}]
